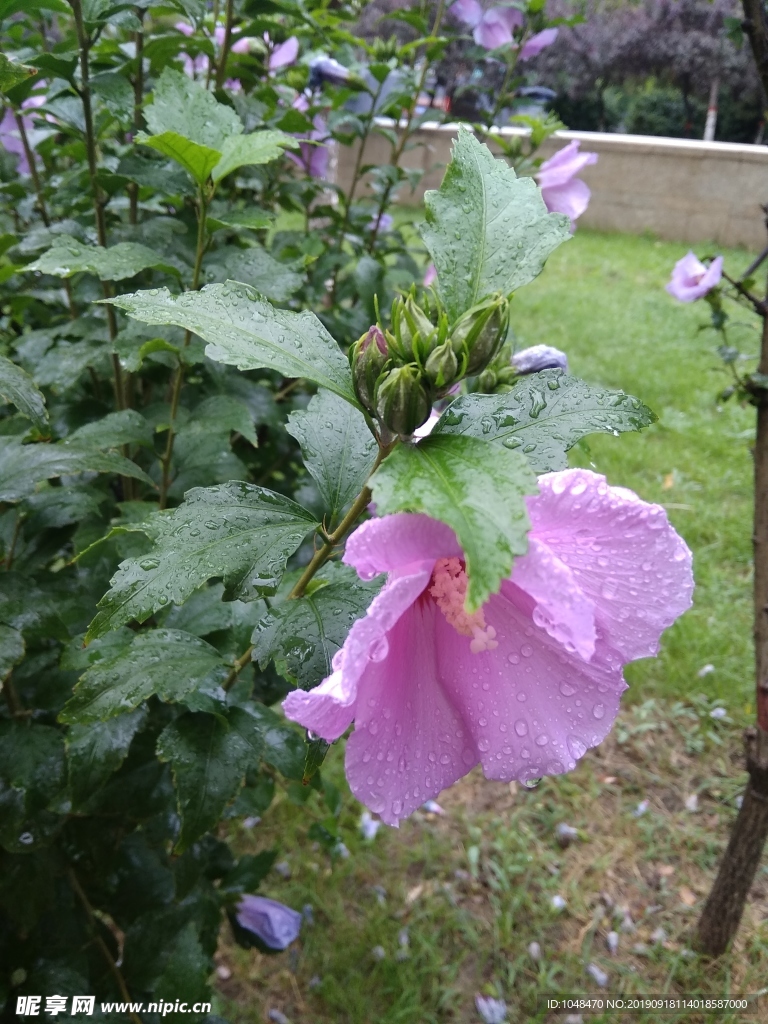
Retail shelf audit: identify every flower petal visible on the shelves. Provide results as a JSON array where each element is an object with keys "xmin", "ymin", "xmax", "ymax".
[
  {"xmin": 537, "ymin": 141, "xmax": 598, "ymax": 189},
  {"xmin": 269, "ymin": 36, "xmax": 299, "ymax": 70},
  {"xmin": 344, "ymin": 512, "xmax": 460, "ymax": 580},
  {"xmin": 512, "ymin": 537, "xmax": 596, "ymax": 660},
  {"xmin": 437, "ymin": 588, "xmax": 626, "ymax": 784},
  {"xmin": 474, "ymin": 9, "xmax": 514, "ymax": 48},
  {"xmin": 450, "ymin": 0, "xmax": 484, "ymax": 27},
  {"xmin": 541, "ymin": 178, "xmax": 591, "ymax": 222},
  {"xmin": 345, "ymin": 600, "xmax": 478, "ymax": 825},
  {"xmin": 519, "ymin": 27, "xmax": 558, "ymax": 60},
  {"xmin": 283, "ymin": 570, "xmax": 431, "ymax": 741},
  {"xmin": 529, "ymin": 469, "xmax": 694, "ymax": 662}
]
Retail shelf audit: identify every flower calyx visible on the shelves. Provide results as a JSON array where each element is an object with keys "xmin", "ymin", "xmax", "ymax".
[{"xmin": 449, "ymin": 293, "xmax": 509, "ymax": 376}]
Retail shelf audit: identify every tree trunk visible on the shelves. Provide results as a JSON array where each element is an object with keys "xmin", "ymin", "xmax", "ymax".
[{"xmin": 695, "ymin": 224, "xmax": 768, "ymax": 954}]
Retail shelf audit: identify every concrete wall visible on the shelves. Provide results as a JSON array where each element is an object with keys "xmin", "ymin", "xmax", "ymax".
[{"xmin": 334, "ymin": 123, "xmax": 768, "ymax": 251}]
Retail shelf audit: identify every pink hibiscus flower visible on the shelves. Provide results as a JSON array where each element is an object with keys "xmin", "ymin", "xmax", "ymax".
[
  {"xmin": 269, "ymin": 35, "xmax": 299, "ymax": 71},
  {"xmin": 536, "ymin": 140, "xmax": 598, "ymax": 226},
  {"xmin": 0, "ymin": 95, "xmax": 46, "ymax": 175},
  {"xmin": 665, "ymin": 252, "xmax": 723, "ymax": 303},
  {"xmin": 450, "ymin": 0, "xmax": 524, "ymax": 49},
  {"xmin": 519, "ymin": 27, "xmax": 559, "ymax": 60},
  {"xmin": 284, "ymin": 468, "xmax": 693, "ymax": 825}
]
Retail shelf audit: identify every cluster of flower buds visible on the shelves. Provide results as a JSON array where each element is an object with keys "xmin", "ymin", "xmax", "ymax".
[{"xmin": 350, "ymin": 288, "xmax": 509, "ymax": 437}]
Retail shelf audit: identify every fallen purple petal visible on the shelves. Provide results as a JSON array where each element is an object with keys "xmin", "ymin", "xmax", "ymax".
[
  {"xmin": 606, "ymin": 930, "xmax": 619, "ymax": 955},
  {"xmin": 475, "ymin": 995, "xmax": 508, "ymax": 1024},
  {"xmin": 360, "ymin": 810, "xmax": 382, "ymax": 840},
  {"xmin": 586, "ymin": 963, "xmax": 609, "ymax": 987},
  {"xmin": 236, "ymin": 895, "xmax": 302, "ymax": 951}
]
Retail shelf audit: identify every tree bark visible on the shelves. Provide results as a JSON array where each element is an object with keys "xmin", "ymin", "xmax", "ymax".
[{"xmin": 695, "ymin": 209, "xmax": 768, "ymax": 954}]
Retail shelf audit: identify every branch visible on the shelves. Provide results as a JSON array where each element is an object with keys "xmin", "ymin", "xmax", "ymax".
[{"xmin": 222, "ymin": 442, "xmax": 393, "ymax": 691}]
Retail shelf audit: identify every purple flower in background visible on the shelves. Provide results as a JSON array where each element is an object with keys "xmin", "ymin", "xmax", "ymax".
[
  {"xmin": 309, "ymin": 55, "xmax": 350, "ymax": 87},
  {"xmin": 512, "ymin": 344, "xmax": 568, "ymax": 374},
  {"xmin": 0, "ymin": 95, "xmax": 46, "ymax": 175},
  {"xmin": 450, "ymin": 0, "xmax": 524, "ymax": 49},
  {"xmin": 536, "ymin": 140, "xmax": 598, "ymax": 226},
  {"xmin": 519, "ymin": 27, "xmax": 558, "ymax": 60},
  {"xmin": 269, "ymin": 36, "xmax": 299, "ymax": 71},
  {"xmin": 288, "ymin": 95, "xmax": 330, "ymax": 179},
  {"xmin": 666, "ymin": 252, "xmax": 723, "ymax": 302},
  {"xmin": 368, "ymin": 212, "xmax": 393, "ymax": 233},
  {"xmin": 176, "ymin": 21, "xmax": 255, "ymax": 82},
  {"xmin": 424, "ymin": 263, "xmax": 437, "ymax": 287},
  {"xmin": 283, "ymin": 469, "xmax": 693, "ymax": 826},
  {"xmin": 235, "ymin": 895, "xmax": 302, "ymax": 950}
]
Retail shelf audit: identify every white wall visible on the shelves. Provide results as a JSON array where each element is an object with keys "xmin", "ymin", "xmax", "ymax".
[{"xmin": 334, "ymin": 123, "xmax": 768, "ymax": 251}]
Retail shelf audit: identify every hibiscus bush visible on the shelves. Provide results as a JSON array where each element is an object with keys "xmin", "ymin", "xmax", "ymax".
[{"xmin": 0, "ymin": 0, "xmax": 692, "ymax": 1016}]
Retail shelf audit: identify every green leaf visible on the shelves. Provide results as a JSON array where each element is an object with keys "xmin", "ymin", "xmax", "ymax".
[
  {"xmin": 240, "ymin": 702, "xmax": 305, "ymax": 781},
  {"xmin": 253, "ymin": 563, "xmax": 382, "ymax": 691},
  {"xmin": 219, "ymin": 851, "xmax": 276, "ymax": 894},
  {"xmin": 157, "ymin": 706, "xmax": 263, "ymax": 851},
  {"xmin": 60, "ymin": 629, "xmax": 229, "ymax": 724},
  {"xmin": 136, "ymin": 130, "xmax": 222, "ymax": 185},
  {"xmin": 435, "ymin": 369, "xmax": 658, "ymax": 473},
  {"xmin": 421, "ymin": 128, "xmax": 571, "ymax": 321},
  {"xmin": 24, "ymin": 485, "xmax": 105, "ymax": 530},
  {"xmin": 86, "ymin": 482, "xmax": 318, "ymax": 641},
  {"xmin": 0, "ymin": 437, "xmax": 153, "ymax": 503},
  {"xmin": 117, "ymin": 152, "xmax": 193, "ymax": 196},
  {"xmin": 66, "ymin": 708, "xmax": 147, "ymax": 806},
  {"xmin": 0, "ymin": 54, "xmax": 37, "ymax": 92},
  {"xmin": 302, "ymin": 736, "xmax": 330, "ymax": 783},
  {"xmin": 0, "ymin": 624, "xmax": 24, "ymax": 677},
  {"xmin": 67, "ymin": 409, "xmax": 154, "ymax": 450},
  {"xmin": 211, "ymin": 130, "xmax": 298, "ymax": 183},
  {"xmin": 26, "ymin": 235, "xmax": 179, "ymax": 281},
  {"xmin": 0, "ymin": 354, "xmax": 48, "ymax": 428},
  {"xmin": 144, "ymin": 67, "xmax": 242, "ymax": 151},
  {"xmin": 104, "ymin": 282, "xmax": 359, "ymax": 406},
  {"xmin": 0, "ymin": 721, "xmax": 66, "ymax": 852},
  {"xmin": 370, "ymin": 434, "xmax": 536, "ymax": 611},
  {"xmin": 203, "ymin": 245, "xmax": 302, "ymax": 303},
  {"xmin": 207, "ymin": 208, "xmax": 273, "ymax": 232},
  {"xmin": 286, "ymin": 389, "xmax": 377, "ymax": 522}
]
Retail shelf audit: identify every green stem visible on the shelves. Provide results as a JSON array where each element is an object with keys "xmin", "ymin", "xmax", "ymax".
[
  {"xmin": 366, "ymin": 0, "xmax": 446, "ymax": 255},
  {"xmin": 328, "ymin": 76, "xmax": 387, "ymax": 304},
  {"xmin": 14, "ymin": 112, "xmax": 49, "ymax": 228},
  {"xmin": 488, "ymin": 52, "xmax": 517, "ymax": 128},
  {"xmin": 68, "ymin": 869, "xmax": 143, "ymax": 1024},
  {"xmin": 70, "ymin": 0, "xmax": 126, "ymax": 413},
  {"xmin": 221, "ymin": 444, "xmax": 392, "ymax": 692},
  {"xmin": 215, "ymin": 0, "xmax": 234, "ymax": 90},
  {"xmin": 129, "ymin": 7, "xmax": 144, "ymax": 226},
  {"xmin": 158, "ymin": 187, "xmax": 209, "ymax": 509}
]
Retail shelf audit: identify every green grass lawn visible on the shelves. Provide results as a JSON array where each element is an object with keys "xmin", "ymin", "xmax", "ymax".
[
  {"xmin": 215, "ymin": 230, "xmax": 767, "ymax": 1024},
  {"xmin": 510, "ymin": 230, "xmax": 756, "ymax": 713}
]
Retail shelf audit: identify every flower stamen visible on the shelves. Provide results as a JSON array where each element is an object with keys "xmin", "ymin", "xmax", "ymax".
[{"xmin": 429, "ymin": 557, "xmax": 498, "ymax": 653}]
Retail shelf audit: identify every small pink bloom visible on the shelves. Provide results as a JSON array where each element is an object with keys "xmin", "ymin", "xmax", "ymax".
[
  {"xmin": 450, "ymin": 0, "xmax": 484, "ymax": 27},
  {"xmin": 368, "ymin": 212, "xmax": 393, "ymax": 233},
  {"xmin": 519, "ymin": 27, "xmax": 559, "ymax": 60},
  {"xmin": 666, "ymin": 252, "xmax": 723, "ymax": 302},
  {"xmin": 424, "ymin": 263, "xmax": 438, "ymax": 287},
  {"xmin": 284, "ymin": 469, "xmax": 693, "ymax": 825},
  {"xmin": 536, "ymin": 140, "xmax": 598, "ymax": 225},
  {"xmin": 0, "ymin": 96, "xmax": 45, "ymax": 175},
  {"xmin": 451, "ymin": 2, "xmax": 523, "ymax": 48},
  {"xmin": 269, "ymin": 36, "xmax": 299, "ymax": 71},
  {"xmin": 175, "ymin": 20, "xmax": 195, "ymax": 37}
]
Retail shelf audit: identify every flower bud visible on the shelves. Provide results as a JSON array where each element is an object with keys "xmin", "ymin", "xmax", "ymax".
[
  {"xmin": 388, "ymin": 295, "xmax": 438, "ymax": 363},
  {"xmin": 450, "ymin": 295, "xmax": 509, "ymax": 376},
  {"xmin": 351, "ymin": 325, "xmax": 388, "ymax": 414},
  {"xmin": 375, "ymin": 365, "xmax": 431, "ymax": 437},
  {"xmin": 424, "ymin": 341, "xmax": 459, "ymax": 388}
]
